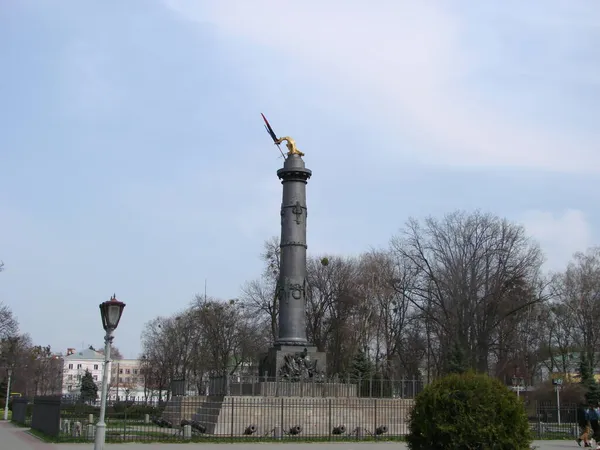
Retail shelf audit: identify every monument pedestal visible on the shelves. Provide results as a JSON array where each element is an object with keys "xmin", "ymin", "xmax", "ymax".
[{"xmin": 259, "ymin": 344, "xmax": 327, "ymax": 379}]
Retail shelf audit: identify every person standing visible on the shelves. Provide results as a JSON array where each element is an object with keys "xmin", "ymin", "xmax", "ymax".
[
  {"xmin": 578, "ymin": 403, "xmax": 591, "ymax": 447},
  {"xmin": 589, "ymin": 403, "xmax": 600, "ymax": 447}
]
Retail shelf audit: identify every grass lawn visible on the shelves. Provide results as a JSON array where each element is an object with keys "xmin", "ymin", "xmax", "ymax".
[{"xmin": 0, "ymin": 409, "xmax": 11, "ymax": 420}]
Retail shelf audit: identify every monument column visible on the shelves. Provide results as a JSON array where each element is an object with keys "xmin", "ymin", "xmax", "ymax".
[
  {"xmin": 257, "ymin": 132, "xmax": 326, "ymax": 379},
  {"xmin": 276, "ymin": 154, "xmax": 311, "ymax": 345}
]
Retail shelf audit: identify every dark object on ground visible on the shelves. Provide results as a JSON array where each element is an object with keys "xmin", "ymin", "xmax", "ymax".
[
  {"xmin": 289, "ymin": 425, "xmax": 303, "ymax": 435},
  {"xmin": 189, "ymin": 420, "xmax": 206, "ymax": 434},
  {"xmin": 332, "ymin": 425, "xmax": 346, "ymax": 435},
  {"xmin": 375, "ymin": 425, "xmax": 388, "ymax": 435},
  {"xmin": 151, "ymin": 417, "xmax": 172, "ymax": 428},
  {"xmin": 244, "ymin": 424, "xmax": 257, "ymax": 435}
]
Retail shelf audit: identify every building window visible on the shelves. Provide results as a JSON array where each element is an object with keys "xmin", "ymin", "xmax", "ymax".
[
  {"xmin": 68, "ymin": 364, "xmax": 73, "ymax": 369},
  {"xmin": 77, "ymin": 375, "xmax": 82, "ymax": 380},
  {"xmin": 77, "ymin": 364, "xmax": 82, "ymax": 369},
  {"xmin": 68, "ymin": 375, "xmax": 73, "ymax": 380},
  {"xmin": 119, "ymin": 377, "xmax": 123, "ymax": 383},
  {"xmin": 126, "ymin": 377, "xmax": 131, "ymax": 383},
  {"xmin": 67, "ymin": 385, "xmax": 72, "ymax": 391},
  {"xmin": 94, "ymin": 364, "xmax": 99, "ymax": 370},
  {"xmin": 133, "ymin": 369, "xmax": 138, "ymax": 374},
  {"xmin": 126, "ymin": 369, "xmax": 130, "ymax": 374},
  {"xmin": 93, "ymin": 375, "xmax": 98, "ymax": 381},
  {"xmin": 119, "ymin": 369, "xmax": 123, "ymax": 374}
]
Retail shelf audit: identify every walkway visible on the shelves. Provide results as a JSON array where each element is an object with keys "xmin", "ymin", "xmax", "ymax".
[{"xmin": 0, "ymin": 422, "xmax": 584, "ymax": 450}]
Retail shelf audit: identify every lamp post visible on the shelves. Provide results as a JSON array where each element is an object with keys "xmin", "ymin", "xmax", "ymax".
[
  {"xmin": 552, "ymin": 378, "xmax": 563, "ymax": 425},
  {"xmin": 3, "ymin": 368, "xmax": 12, "ymax": 421},
  {"xmin": 511, "ymin": 375, "xmax": 525, "ymax": 397},
  {"xmin": 94, "ymin": 294, "xmax": 126, "ymax": 450}
]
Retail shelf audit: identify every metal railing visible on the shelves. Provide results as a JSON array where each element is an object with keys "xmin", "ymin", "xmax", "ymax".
[
  {"xmin": 36, "ymin": 397, "xmax": 581, "ymax": 442},
  {"xmin": 206, "ymin": 375, "xmax": 425, "ymax": 398}
]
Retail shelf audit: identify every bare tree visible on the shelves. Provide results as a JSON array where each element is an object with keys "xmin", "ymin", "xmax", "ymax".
[
  {"xmin": 363, "ymin": 251, "xmax": 418, "ymax": 377},
  {"xmin": 390, "ymin": 211, "xmax": 544, "ymax": 374},
  {"xmin": 551, "ymin": 247, "xmax": 600, "ymax": 370},
  {"xmin": 140, "ymin": 317, "xmax": 176, "ymax": 401},
  {"xmin": 140, "ymin": 296, "xmax": 267, "ymax": 399},
  {"xmin": 305, "ymin": 255, "xmax": 364, "ymax": 375},
  {"xmin": 192, "ymin": 298, "xmax": 264, "ymax": 375},
  {"xmin": 0, "ymin": 301, "xmax": 18, "ymax": 339},
  {"xmin": 240, "ymin": 237, "xmax": 280, "ymax": 342},
  {"xmin": 26, "ymin": 345, "xmax": 63, "ymax": 395}
]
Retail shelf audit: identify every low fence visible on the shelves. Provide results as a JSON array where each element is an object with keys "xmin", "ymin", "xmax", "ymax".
[
  {"xmin": 30, "ymin": 396, "xmax": 61, "ymax": 437},
  {"xmin": 9, "ymin": 391, "xmax": 582, "ymax": 442},
  {"xmin": 10, "ymin": 397, "xmax": 30, "ymax": 426},
  {"xmin": 30, "ymin": 397, "xmax": 579, "ymax": 443}
]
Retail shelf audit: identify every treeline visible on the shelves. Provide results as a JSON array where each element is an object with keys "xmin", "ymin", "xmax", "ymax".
[
  {"xmin": 0, "ymin": 292, "xmax": 63, "ymax": 398},
  {"xmin": 140, "ymin": 210, "xmax": 600, "ymax": 395}
]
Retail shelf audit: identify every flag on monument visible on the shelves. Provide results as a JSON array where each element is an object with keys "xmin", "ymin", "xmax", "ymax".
[{"xmin": 261, "ymin": 113, "xmax": 278, "ymax": 143}]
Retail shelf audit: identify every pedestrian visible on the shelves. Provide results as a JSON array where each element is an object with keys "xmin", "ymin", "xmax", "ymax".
[
  {"xmin": 589, "ymin": 403, "xmax": 600, "ymax": 447},
  {"xmin": 578, "ymin": 403, "xmax": 592, "ymax": 447}
]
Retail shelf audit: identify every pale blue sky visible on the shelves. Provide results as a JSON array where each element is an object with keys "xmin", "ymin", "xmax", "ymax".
[{"xmin": 1, "ymin": 1, "xmax": 599, "ymax": 358}]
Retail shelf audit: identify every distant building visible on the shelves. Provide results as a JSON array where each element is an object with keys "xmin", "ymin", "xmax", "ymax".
[
  {"xmin": 61, "ymin": 347, "xmax": 152, "ymax": 401},
  {"xmin": 109, "ymin": 358, "xmax": 146, "ymax": 400},
  {"xmin": 538, "ymin": 352, "xmax": 600, "ymax": 383},
  {"xmin": 62, "ymin": 347, "xmax": 105, "ymax": 395}
]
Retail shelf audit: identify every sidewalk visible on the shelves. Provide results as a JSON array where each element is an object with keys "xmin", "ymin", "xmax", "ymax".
[{"xmin": 0, "ymin": 422, "xmax": 582, "ymax": 450}]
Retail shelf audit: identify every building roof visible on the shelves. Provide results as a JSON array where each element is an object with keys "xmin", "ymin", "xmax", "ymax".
[{"xmin": 64, "ymin": 348, "xmax": 104, "ymax": 360}]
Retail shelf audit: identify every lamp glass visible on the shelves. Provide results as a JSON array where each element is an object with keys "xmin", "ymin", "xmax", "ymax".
[
  {"xmin": 100, "ymin": 297, "xmax": 126, "ymax": 331},
  {"xmin": 107, "ymin": 305, "xmax": 122, "ymax": 328}
]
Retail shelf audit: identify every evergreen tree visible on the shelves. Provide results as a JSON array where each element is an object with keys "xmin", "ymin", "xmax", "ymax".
[
  {"xmin": 349, "ymin": 350, "xmax": 375, "ymax": 380},
  {"xmin": 446, "ymin": 341, "xmax": 468, "ymax": 374},
  {"xmin": 348, "ymin": 351, "xmax": 379, "ymax": 397},
  {"xmin": 80, "ymin": 369, "xmax": 98, "ymax": 404},
  {"xmin": 580, "ymin": 353, "xmax": 600, "ymax": 404}
]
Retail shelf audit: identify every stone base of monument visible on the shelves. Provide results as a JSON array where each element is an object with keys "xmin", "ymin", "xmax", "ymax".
[
  {"xmin": 258, "ymin": 344, "xmax": 327, "ymax": 379},
  {"xmin": 161, "ymin": 396, "xmax": 414, "ymax": 436}
]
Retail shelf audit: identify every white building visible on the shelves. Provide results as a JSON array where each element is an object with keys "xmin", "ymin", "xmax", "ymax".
[
  {"xmin": 61, "ymin": 347, "xmax": 148, "ymax": 400},
  {"xmin": 109, "ymin": 358, "xmax": 146, "ymax": 400},
  {"xmin": 62, "ymin": 347, "xmax": 105, "ymax": 395}
]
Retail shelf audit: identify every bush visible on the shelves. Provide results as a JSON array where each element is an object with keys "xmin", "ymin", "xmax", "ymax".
[
  {"xmin": 125, "ymin": 404, "xmax": 162, "ymax": 419},
  {"xmin": 60, "ymin": 403, "xmax": 99, "ymax": 419},
  {"xmin": 407, "ymin": 372, "xmax": 532, "ymax": 450},
  {"xmin": 109, "ymin": 402, "xmax": 162, "ymax": 419}
]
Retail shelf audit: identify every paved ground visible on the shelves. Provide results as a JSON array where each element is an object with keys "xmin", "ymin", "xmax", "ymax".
[{"xmin": 0, "ymin": 422, "xmax": 586, "ymax": 450}]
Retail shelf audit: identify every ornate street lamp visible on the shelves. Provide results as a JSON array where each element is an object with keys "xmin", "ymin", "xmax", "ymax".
[
  {"xmin": 3, "ymin": 368, "xmax": 12, "ymax": 421},
  {"xmin": 3, "ymin": 336, "xmax": 18, "ymax": 421},
  {"xmin": 99, "ymin": 295, "xmax": 126, "ymax": 331},
  {"xmin": 511, "ymin": 375, "xmax": 525, "ymax": 397},
  {"xmin": 552, "ymin": 378, "xmax": 563, "ymax": 425},
  {"xmin": 94, "ymin": 294, "xmax": 125, "ymax": 450}
]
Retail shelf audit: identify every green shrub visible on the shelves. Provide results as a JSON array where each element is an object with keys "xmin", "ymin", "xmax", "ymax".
[
  {"xmin": 407, "ymin": 371, "xmax": 532, "ymax": 450},
  {"xmin": 111, "ymin": 401, "xmax": 128, "ymax": 414},
  {"xmin": 125, "ymin": 404, "xmax": 162, "ymax": 418},
  {"xmin": 60, "ymin": 403, "xmax": 99, "ymax": 419}
]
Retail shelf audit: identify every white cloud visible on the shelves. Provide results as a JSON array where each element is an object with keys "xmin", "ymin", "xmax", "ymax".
[
  {"xmin": 164, "ymin": 0, "xmax": 599, "ymax": 172},
  {"xmin": 521, "ymin": 209, "xmax": 593, "ymax": 271}
]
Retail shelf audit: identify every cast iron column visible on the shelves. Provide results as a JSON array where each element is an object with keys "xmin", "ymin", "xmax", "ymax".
[{"xmin": 276, "ymin": 153, "xmax": 312, "ymax": 346}]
